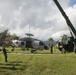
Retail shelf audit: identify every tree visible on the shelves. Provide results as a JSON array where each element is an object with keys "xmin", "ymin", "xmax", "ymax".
[
  {"xmin": 61, "ymin": 34, "xmax": 68, "ymax": 44},
  {"xmin": 49, "ymin": 37, "xmax": 54, "ymax": 45},
  {"xmin": 0, "ymin": 29, "xmax": 8, "ymax": 42},
  {"xmin": 0, "ymin": 30, "xmax": 19, "ymax": 41},
  {"xmin": 5, "ymin": 33, "xmax": 19, "ymax": 40},
  {"xmin": 49, "ymin": 37, "xmax": 54, "ymax": 41}
]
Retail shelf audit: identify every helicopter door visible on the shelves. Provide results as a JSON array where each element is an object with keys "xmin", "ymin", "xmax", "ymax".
[{"xmin": 26, "ymin": 41, "xmax": 33, "ymax": 48}]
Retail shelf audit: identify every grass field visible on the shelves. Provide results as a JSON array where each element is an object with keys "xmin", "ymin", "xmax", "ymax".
[{"xmin": 0, "ymin": 47, "xmax": 76, "ymax": 75}]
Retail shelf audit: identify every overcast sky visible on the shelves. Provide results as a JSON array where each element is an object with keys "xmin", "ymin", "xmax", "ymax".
[{"xmin": 0, "ymin": 0, "xmax": 76, "ymax": 41}]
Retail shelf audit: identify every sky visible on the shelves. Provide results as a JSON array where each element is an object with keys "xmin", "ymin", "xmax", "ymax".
[{"xmin": 0, "ymin": 0, "xmax": 76, "ymax": 41}]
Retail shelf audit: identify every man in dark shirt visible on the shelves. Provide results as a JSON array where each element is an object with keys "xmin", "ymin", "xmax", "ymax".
[
  {"xmin": 50, "ymin": 44, "xmax": 53, "ymax": 54},
  {"xmin": 2, "ymin": 44, "xmax": 8, "ymax": 62}
]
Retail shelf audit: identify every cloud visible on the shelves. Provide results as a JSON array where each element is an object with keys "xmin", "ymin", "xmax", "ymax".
[
  {"xmin": 0, "ymin": 0, "xmax": 76, "ymax": 41},
  {"xmin": 69, "ymin": 0, "xmax": 76, "ymax": 6}
]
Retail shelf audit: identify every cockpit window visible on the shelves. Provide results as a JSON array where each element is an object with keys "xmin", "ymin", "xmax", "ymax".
[{"xmin": 39, "ymin": 41, "xmax": 44, "ymax": 45}]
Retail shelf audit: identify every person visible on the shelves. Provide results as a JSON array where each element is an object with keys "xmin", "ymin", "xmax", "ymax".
[
  {"xmin": 2, "ymin": 44, "xmax": 8, "ymax": 62},
  {"xmin": 50, "ymin": 44, "xmax": 53, "ymax": 54},
  {"xmin": 74, "ymin": 43, "xmax": 76, "ymax": 53},
  {"xmin": 11, "ymin": 45, "xmax": 15, "ymax": 51}
]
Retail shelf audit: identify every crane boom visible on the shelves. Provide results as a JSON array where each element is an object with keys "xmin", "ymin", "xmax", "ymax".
[{"xmin": 53, "ymin": 0, "xmax": 76, "ymax": 37}]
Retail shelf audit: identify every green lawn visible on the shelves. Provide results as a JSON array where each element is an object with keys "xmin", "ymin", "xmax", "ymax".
[{"xmin": 0, "ymin": 48, "xmax": 76, "ymax": 75}]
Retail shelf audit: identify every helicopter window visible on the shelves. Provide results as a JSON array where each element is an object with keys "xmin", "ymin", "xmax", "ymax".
[
  {"xmin": 16, "ymin": 42, "xmax": 18, "ymax": 44},
  {"xmin": 39, "ymin": 41, "xmax": 44, "ymax": 45},
  {"xmin": 21, "ymin": 42, "xmax": 25, "ymax": 45}
]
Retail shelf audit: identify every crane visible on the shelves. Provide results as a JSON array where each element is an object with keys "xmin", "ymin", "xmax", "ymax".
[{"xmin": 53, "ymin": 0, "xmax": 76, "ymax": 52}]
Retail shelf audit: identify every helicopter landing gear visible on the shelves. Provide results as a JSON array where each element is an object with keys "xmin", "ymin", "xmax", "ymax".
[{"xmin": 31, "ymin": 49, "xmax": 37, "ymax": 53}]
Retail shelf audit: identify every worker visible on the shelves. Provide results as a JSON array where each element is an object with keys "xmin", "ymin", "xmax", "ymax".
[
  {"xmin": 11, "ymin": 45, "xmax": 15, "ymax": 51},
  {"xmin": 2, "ymin": 44, "xmax": 8, "ymax": 62},
  {"xmin": 50, "ymin": 44, "xmax": 53, "ymax": 54},
  {"xmin": 74, "ymin": 43, "xmax": 76, "ymax": 53}
]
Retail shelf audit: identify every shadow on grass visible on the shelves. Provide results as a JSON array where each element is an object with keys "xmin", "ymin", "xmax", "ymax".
[
  {"xmin": 0, "ymin": 61, "xmax": 27, "ymax": 70},
  {"xmin": 0, "ymin": 66, "xmax": 17, "ymax": 70}
]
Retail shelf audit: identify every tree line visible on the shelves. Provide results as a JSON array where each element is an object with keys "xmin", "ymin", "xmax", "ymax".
[{"xmin": 0, "ymin": 29, "xmax": 19, "ymax": 42}]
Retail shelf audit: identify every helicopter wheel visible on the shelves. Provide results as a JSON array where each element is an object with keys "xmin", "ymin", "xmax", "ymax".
[{"xmin": 31, "ymin": 49, "xmax": 37, "ymax": 53}]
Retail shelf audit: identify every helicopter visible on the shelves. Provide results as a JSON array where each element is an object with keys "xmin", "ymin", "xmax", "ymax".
[
  {"xmin": 11, "ymin": 33, "xmax": 48, "ymax": 53},
  {"xmin": 0, "ymin": 29, "xmax": 48, "ymax": 53}
]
